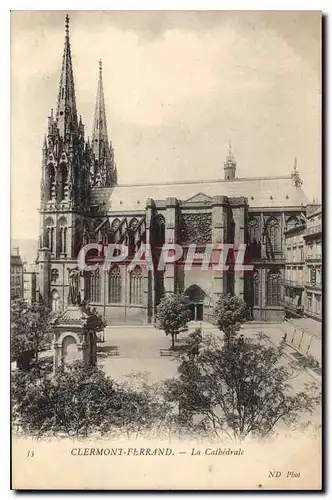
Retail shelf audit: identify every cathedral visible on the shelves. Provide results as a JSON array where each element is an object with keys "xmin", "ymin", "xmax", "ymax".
[{"xmin": 37, "ymin": 16, "xmax": 311, "ymax": 324}]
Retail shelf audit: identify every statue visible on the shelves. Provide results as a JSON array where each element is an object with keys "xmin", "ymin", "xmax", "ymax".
[
  {"xmin": 291, "ymin": 157, "xmax": 303, "ymax": 187},
  {"xmin": 95, "ymin": 173, "xmax": 103, "ymax": 187},
  {"xmin": 67, "ymin": 267, "xmax": 81, "ymax": 306}
]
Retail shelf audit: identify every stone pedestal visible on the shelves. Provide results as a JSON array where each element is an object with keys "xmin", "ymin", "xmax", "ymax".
[{"xmin": 52, "ymin": 305, "xmax": 98, "ymax": 374}]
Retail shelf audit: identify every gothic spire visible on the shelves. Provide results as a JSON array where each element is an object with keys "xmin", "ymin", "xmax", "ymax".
[
  {"xmin": 91, "ymin": 60, "xmax": 117, "ymax": 186},
  {"xmin": 56, "ymin": 14, "xmax": 78, "ymax": 138},
  {"xmin": 92, "ymin": 60, "xmax": 108, "ymax": 156}
]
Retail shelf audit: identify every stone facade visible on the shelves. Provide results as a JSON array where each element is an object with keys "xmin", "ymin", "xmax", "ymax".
[{"xmin": 36, "ymin": 16, "xmax": 313, "ymax": 325}]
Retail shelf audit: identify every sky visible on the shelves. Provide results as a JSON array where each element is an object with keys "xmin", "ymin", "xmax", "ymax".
[{"xmin": 11, "ymin": 10, "xmax": 321, "ymax": 241}]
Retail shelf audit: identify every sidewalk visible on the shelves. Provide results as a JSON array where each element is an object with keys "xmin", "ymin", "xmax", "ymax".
[
  {"xmin": 246, "ymin": 326, "xmax": 322, "ymax": 382},
  {"xmin": 278, "ymin": 320, "xmax": 322, "ymax": 367}
]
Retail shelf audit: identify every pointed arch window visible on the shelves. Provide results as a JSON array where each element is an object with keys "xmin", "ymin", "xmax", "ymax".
[
  {"xmin": 248, "ymin": 218, "xmax": 259, "ymax": 243},
  {"xmin": 45, "ymin": 217, "xmax": 55, "ymax": 253},
  {"xmin": 85, "ymin": 272, "xmax": 101, "ymax": 303},
  {"xmin": 248, "ymin": 218, "xmax": 261, "ymax": 260},
  {"xmin": 58, "ymin": 217, "xmax": 67, "ymax": 255},
  {"xmin": 154, "ymin": 214, "xmax": 165, "ymax": 245},
  {"xmin": 47, "ymin": 165, "xmax": 56, "ymax": 201},
  {"xmin": 253, "ymin": 270, "xmax": 259, "ymax": 306},
  {"xmin": 265, "ymin": 217, "xmax": 281, "ymax": 254},
  {"xmin": 59, "ymin": 227, "xmax": 67, "ymax": 254},
  {"xmin": 108, "ymin": 265, "xmax": 122, "ymax": 303},
  {"xmin": 59, "ymin": 163, "xmax": 68, "ymax": 201},
  {"xmin": 266, "ymin": 271, "xmax": 282, "ymax": 306},
  {"xmin": 130, "ymin": 266, "xmax": 143, "ymax": 305}
]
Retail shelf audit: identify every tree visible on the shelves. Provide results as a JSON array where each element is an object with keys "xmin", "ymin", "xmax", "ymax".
[
  {"xmin": 156, "ymin": 293, "xmax": 192, "ymax": 349},
  {"xmin": 12, "ymin": 362, "xmax": 170, "ymax": 438},
  {"xmin": 165, "ymin": 332, "xmax": 320, "ymax": 441},
  {"xmin": 11, "ymin": 299, "xmax": 53, "ymax": 370},
  {"xmin": 214, "ymin": 294, "xmax": 249, "ymax": 347}
]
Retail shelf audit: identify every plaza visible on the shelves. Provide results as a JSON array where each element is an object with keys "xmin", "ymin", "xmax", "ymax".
[{"xmin": 97, "ymin": 320, "xmax": 321, "ymax": 389}]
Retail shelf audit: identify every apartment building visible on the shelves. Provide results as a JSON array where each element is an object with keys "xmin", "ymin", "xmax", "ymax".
[
  {"xmin": 284, "ymin": 222, "xmax": 306, "ymax": 317},
  {"xmin": 10, "ymin": 247, "xmax": 24, "ymax": 300},
  {"xmin": 303, "ymin": 207, "xmax": 322, "ymax": 321}
]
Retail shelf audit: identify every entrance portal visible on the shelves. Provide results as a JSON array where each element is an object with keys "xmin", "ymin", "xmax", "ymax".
[{"xmin": 184, "ymin": 285, "xmax": 206, "ymax": 322}]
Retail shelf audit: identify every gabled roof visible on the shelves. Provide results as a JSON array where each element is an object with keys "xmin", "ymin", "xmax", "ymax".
[
  {"xmin": 184, "ymin": 192, "xmax": 212, "ymax": 204},
  {"xmin": 90, "ymin": 175, "xmax": 308, "ymax": 212},
  {"xmin": 53, "ymin": 305, "xmax": 94, "ymax": 327}
]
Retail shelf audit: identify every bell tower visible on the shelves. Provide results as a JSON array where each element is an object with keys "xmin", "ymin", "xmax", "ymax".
[
  {"xmin": 38, "ymin": 15, "xmax": 91, "ymax": 306},
  {"xmin": 224, "ymin": 143, "xmax": 236, "ymax": 181}
]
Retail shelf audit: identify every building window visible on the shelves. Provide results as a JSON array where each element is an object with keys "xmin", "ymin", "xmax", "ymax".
[
  {"xmin": 299, "ymin": 268, "xmax": 303, "ymax": 284},
  {"xmin": 108, "ymin": 265, "xmax": 122, "ymax": 303},
  {"xmin": 265, "ymin": 217, "xmax": 281, "ymax": 256},
  {"xmin": 253, "ymin": 271, "xmax": 259, "ymax": 306},
  {"xmin": 59, "ymin": 218, "xmax": 67, "ymax": 255},
  {"xmin": 248, "ymin": 218, "xmax": 261, "ymax": 260},
  {"xmin": 59, "ymin": 164, "xmax": 68, "ymax": 201},
  {"xmin": 299, "ymin": 246, "xmax": 304, "ymax": 262},
  {"xmin": 266, "ymin": 271, "xmax": 281, "ymax": 306},
  {"xmin": 47, "ymin": 164, "xmax": 56, "ymax": 201},
  {"xmin": 248, "ymin": 218, "xmax": 259, "ymax": 243},
  {"xmin": 316, "ymin": 267, "xmax": 321, "ymax": 285},
  {"xmin": 86, "ymin": 272, "xmax": 101, "ymax": 303},
  {"xmin": 315, "ymin": 295, "xmax": 321, "ymax": 314},
  {"xmin": 307, "ymin": 293, "xmax": 312, "ymax": 311},
  {"xmin": 47, "ymin": 227, "xmax": 55, "ymax": 252},
  {"xmin": 310, "ymin": 267, "xmax": 316, "ymax": 285},
  {"xmin": 130, "ymin": 265, "xmax": 143, "ymax": 305}
]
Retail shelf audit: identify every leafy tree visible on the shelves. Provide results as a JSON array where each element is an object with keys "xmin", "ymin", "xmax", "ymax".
[
  {"xmin": 156, "ymin": 293, "xmax": 192, "ymax": 349},
  {"xmin": 214, "ymin": 294, "xmax": 249, "ymax": 346},
  {"xmin": 12, "ymin": 362, "xmax": 170, "ymax": 438},
  {"xmin": 165, "ymin": 332, "xmax": 320, "ymax": 441},
  {"xmin": 11, "ymin": 299, "xmax": 53, "ymax": 370}
]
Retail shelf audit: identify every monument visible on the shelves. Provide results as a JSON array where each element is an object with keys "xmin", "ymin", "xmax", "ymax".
[{"xmin": 52, "ymin": 268, "xmax": 99, "ymax": 373}]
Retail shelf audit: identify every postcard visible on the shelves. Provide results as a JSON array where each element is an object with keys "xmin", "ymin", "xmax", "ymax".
[{"xmin": 11, "ymin": 10, "xmax": 322, "ymax": 490}]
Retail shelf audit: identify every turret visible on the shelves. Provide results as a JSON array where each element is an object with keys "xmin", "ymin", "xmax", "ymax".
[{"xmin": 224, "ymin": 143, "xmax": 236, "ymax": 181}]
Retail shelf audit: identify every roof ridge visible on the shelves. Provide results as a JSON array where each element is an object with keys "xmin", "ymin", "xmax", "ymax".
[{"xmin": 104, "ymin": 175, "xmax": 293, "ymax": 189}]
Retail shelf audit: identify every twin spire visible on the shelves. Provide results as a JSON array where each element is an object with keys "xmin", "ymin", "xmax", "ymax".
[
  {"xmin": 55, "ymin": 15, "xmax": 117, "ymax": 186},
  {"xmin": 91, "ymin": 59, "xmax": 117, "ymax": 186}
]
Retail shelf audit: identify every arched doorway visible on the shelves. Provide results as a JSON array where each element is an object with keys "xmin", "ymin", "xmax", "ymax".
[{"xmin": 184, "ymin": 285, "xmax": 206, "ymax": 321}]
